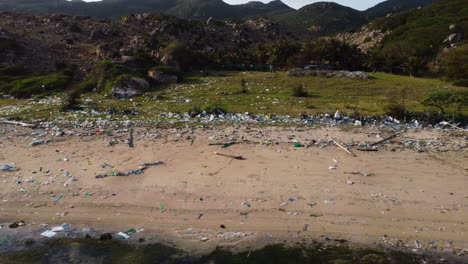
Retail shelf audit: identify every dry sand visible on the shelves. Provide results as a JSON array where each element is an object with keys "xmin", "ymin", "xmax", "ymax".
[{"xmin": 0, "ymin": 125, "xmax": 467, "ymax": 255}]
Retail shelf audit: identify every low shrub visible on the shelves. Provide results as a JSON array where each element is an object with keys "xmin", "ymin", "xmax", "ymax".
[{"xmin": 9, "ymin": 74, "xmax": 71, "ymax": 98}]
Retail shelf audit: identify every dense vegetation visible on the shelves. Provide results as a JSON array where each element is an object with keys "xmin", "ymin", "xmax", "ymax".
[{"xmin": 366, "ymin": 0, "xmax": 468, "ymax": 81}]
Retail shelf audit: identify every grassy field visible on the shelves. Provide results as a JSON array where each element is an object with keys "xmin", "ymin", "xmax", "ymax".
[{"xmin": 0, "ymin": 71, "xmax": 466, "ymax": 122}]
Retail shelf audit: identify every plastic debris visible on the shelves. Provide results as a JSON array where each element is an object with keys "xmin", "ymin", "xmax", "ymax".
[
  {"xmin": 54, "ymin": 193, "xmax": 64, "ymax": 202},
  {"xmin": 117, "ymin": 232, "xmax": 130, "ymax": 239},
  {"xmin": 29, "ymin": 140, "xmax": 52, "ymax": 147},
  {"xmin": 0, "ymin": 163, "xmax": 17, "ymax": 171},
  {"xmin": 41, "ymin": 230, "xmax": 57, "ymax": 238},
  {"xmin": 141, "ymin": 161, "xmax": 163, "ymax": 166}
]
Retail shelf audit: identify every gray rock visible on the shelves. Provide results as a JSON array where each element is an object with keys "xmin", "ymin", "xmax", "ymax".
[
  {"xmin": 445, "ymin": 33, "xmax": 463, "ymax": 44},
  {"xmin": 89, "ymin": 29, "xmax": 105, "ymax": 41},
  {"xmin": 148, "ymin": 70, "xmax": 179, "ymax": 84},
  {"xmin": 111, "ymin": 77, "xmax": 150, "ymax": 99}
]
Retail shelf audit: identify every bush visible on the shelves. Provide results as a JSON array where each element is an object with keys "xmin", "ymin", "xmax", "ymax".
[
  {"xmin": 292, "ymin": 84, "xmax": 308, "ymax": 97},
  {"xmin": 420, "ymin": 90, "xmax": 454, "ymax": 114},
  {"xmin": 240, "ymin": 78, "xmax": 247, "ymax": 94},
  {"xmin": 61, "ymin": 80, "xmax": 95, "ymax": 111},
  {"xmin": 9, "ymin": 74, "xmax": 71, "ymax": 98},
  {"xmin": 385, "ymin": 102, "xmax": 408, "ymax": 120},
  {"xmin": 201, "ymin": 103, "xmax": 227, "ymax": 115},
  {"xmin": 0, "ymin": 65, "xmax": 27, "ymax": 76},
  {"xmin": 453, "ymin": 79, "xmax": 468, "ymax": 87}
]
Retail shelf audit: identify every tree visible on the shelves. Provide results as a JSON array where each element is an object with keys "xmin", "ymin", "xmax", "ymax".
[
  {"xmin": 402, "ymin": 56, "xmax": 426, "ymax": 77},
  {"xmin": 449, "ymin": 94, "xmax": 467, "ymax": 113},
  {"xmin": 420, "ymin": 90, "xmax": 454, "ymax": 114},
  {"xmin": 440, "ymin": 44, "xmax": 468, "ymax": 81}
]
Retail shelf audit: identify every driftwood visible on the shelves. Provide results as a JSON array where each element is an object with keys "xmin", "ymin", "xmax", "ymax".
[
  {"xmin": 215, "ymin": 152, "xmax": 246, "ymax": 160},
  {"xmin": 369, "ymin": 133, "xmax": 401, "ymax": 147},
  {"xmin": 128, "ymin": 128, "xmax": 134, "ymax": 148},
  {"xmin": 357, "ymin": 148, "xmax": 378, "ymax": 152},
  {"xmin": 444, "ymin": 122, "xmax": 467, "ymax": 131},
  {"xmin": 329, "ymin": 137, "xmax": 356, "ymax": 157},
  {"xmin": 0, "ymin": 120, "xmax": 36, "ymax": 128}
]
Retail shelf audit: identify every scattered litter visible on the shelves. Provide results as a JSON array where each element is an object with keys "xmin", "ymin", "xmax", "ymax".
[
  {"xmin": 105, "ymin": 139, "xmax": 118, "ymax": 147},
  {"xmin": 102, "ymin": 163, "xmax": 113, "ymax": 169},
  {"xmin": 346, "ymin": 180, "xmax": 354, "ymax": 185},
  {"xmin": 345, "ymin": 171, "xmax": 373, "ymax": 177},
  {"xmin": 54, "ymin": 194, "xmax": 64, "ymax": 202},
  {"xmin": 117, "ymin": 232, "xmax": 130, "ymax": 239},
  {"xmin": 29, "ymin": 140, "xmax": 52, "ymax": 147},
  {"xmin": 141, "ymin": 161, "xmax": 164, "ymax": 167},
  {"xmin": 1, "ymin": 163, "xmax": 17, "ymax": 171},
  {"xmin": 51, "ymin": 226, "xmax": 64, "ymax": 232},
  {"xmin": 41, "ymin": 230, "xmax": 57, "ymax": 238},
  {"xmin": 329, "ymin": 165, "xmax": 337, "ymax": 170}
]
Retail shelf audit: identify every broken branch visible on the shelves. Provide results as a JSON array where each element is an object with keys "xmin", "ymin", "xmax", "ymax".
[
  {"xmin": 215, "ymin": 152, "xmax": 246, "ymax": 160},
  {"xmin": 329, "ymin": 137, "xmax": 356, "ymax": 157}
]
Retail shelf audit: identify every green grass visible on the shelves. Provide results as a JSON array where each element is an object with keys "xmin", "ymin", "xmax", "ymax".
[{"xmin": 0, "ymin": 71, "xmax": 466, "ymax": 122}]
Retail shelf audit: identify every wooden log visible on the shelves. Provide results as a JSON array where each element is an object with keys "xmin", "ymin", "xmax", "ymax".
[{"xmin": 329, "ymin": 137, "xmax": 356, "ymax": 157}]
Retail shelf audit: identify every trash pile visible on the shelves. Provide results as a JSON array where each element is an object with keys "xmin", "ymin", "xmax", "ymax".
[
  {"xmin": 30, "ymin": 111, "xmax": 466, "ymax": 131},
  {"xmin": 287, "ymin": 70, "xmax": 371, "ymax": 79}
]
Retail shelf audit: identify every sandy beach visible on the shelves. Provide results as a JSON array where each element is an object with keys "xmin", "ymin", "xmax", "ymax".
[{"xmin": 0, "ymin": 124, "xmax": 467, "ymax": 256}]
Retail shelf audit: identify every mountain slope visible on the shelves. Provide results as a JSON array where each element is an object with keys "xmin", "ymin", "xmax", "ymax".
[
  {"xmin": 272, "ymin": 2, "xmax": 367, "ymax": 36},
  {"xmin": 0, "ymin": 0, "xmax": 294, "ymax": 20},
  {"xmin": 370, "ymin": 0, "xmax": 467, "ymax": 57},
  {"xmin": 365, "ymin": 0, "xmax": 439, "ymax": 19},
  {"xmin": 0, "ymin": 0, "xmax": 442, "ymax": 36}
]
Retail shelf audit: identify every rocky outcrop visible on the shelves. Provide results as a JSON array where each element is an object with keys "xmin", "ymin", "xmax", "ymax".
[{"xmin": 335, "ymin": 26, "xmax": 389, "ymax": 52}]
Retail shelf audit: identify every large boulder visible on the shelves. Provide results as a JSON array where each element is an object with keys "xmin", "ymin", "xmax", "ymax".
[
  {"xmin": 445, "ymin": 33, "xmax": 464, "ymax": 44},
  {"xmin": 111, "ymin": 76, "xmax": 150, "ymax": 99},
  {"xmin": 148, "ymin": 69, "xmax": 179, "ymax": 84}
]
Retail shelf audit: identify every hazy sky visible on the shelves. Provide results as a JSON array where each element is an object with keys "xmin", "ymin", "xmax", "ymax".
[
  {"xmin": 223, "ymin": 1, "xmax": 386, "ymax": 10},
  {"xmin": 81, "ymin": 1, "xmax": 387, "ymax": 11}
]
